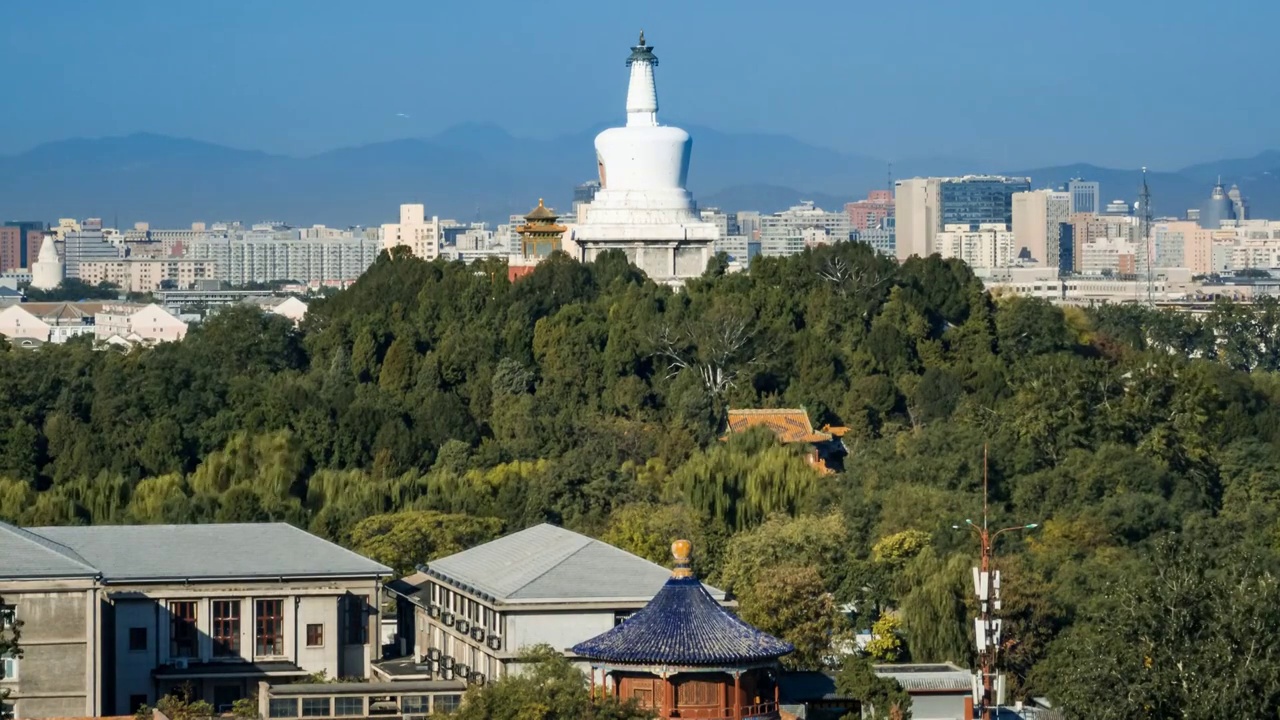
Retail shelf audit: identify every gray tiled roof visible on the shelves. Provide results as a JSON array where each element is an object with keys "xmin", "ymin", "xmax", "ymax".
[
  {"xmin": 424, "ymin": 523, "xmax": 723, "ymax": 604},
  {"xmin": 29, "ymin": 523, "xmax": 390, "ymax": 582},
  {"xmin": 0, "ymin": 521, "xmax": 99, "ymax": 579},
  {"xmin": 874, "ymin": 663, "xmax": 973, "ymax": 692}
]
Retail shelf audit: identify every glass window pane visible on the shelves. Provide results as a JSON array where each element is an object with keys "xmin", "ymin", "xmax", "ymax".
[
  {"xmin": 268, "ymin": 699, "xmax": 297, "ymax": 718},
  {"xmin": 301, "ymin": 698, "xmax": 330, "ymax": 717},
  {"xmin": 333, "ymin": 697, "xmax": 363, "ymax": 716}
]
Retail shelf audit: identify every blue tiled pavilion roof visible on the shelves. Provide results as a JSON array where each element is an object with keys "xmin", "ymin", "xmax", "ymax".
[{"xmin": 571, "ymin": 576, "xmax": 794, "ymax": 666}]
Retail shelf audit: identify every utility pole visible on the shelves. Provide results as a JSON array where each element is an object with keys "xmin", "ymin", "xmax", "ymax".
[{"xmin": 954, "ymin": 445, "xmax": 1039, "ymax": 720}]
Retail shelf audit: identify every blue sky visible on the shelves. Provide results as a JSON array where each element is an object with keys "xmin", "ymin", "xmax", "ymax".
[{"xmin": 1, "ymin": 0, "xmax": 1276, "ymax": 168}]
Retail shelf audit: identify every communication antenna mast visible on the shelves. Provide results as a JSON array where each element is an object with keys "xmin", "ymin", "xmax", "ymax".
[
  {"xmin": 1139, "ymin": 167, "xmax": 1154, "ymax": 305},
  {"xmin": 954, "ymin": 446, "xmax": 1039, "ymax": 720}
]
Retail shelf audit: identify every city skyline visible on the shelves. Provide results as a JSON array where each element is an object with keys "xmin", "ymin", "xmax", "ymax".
[{"xmin": 2, "ymin": 0, "xmax": 1277, "ymax": 168}]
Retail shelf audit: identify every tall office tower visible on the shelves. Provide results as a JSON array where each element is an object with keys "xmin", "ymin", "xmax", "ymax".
[
  {"xmin": 1012, "ymin": 190, "xmax": 1071, "ymax": 270},
  {"xmin": 895, "ymin": 175, "xmax": 1029, "ymax": 261},
  {"xmin": 1068, "ymin": 179, "xmax": 1101, "ymax": 215},
  {"xmin": 572, "ymin": 180, "xmax": 601, "ymax": 218},
  {"xmin": 894, "ymin": 177, "xmax": 939, "ymax": 261},
  {"xmin": 572, "ymin": 32, "xmax": 717, "ymax": 283},
  {"xmin": 1198, "ymin": 180, "xmax": 1236, "ymax": 230},
  {"xmin": 380, "ymin": 203, "xmax": 442, "ymax": 260},
  {"xmin": 1228, "ymin": 184, "xmax": 1248, "ymax": 222},
  {"xmin": 62, "ymin": 230, "xmax": 122, "ymax": 279}
]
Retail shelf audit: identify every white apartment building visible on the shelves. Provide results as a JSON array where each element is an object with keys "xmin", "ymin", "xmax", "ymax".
[
  {"xmin": 935, "ymin": 223, "xmax": 1019, "ymax": 271},
  {"xmin": 758, "ymin": 202, "xmax": 851, "ymax": 251},
  {"xmin": 183, "ymin": 233, "xmax": 378, "ymax": 286},
  {"xmin": 94, "ymin": 303, "xmax": 189, "ymax": 344},
  {"xmin": 381, "ymin": 204, "xmax": 442, "ymax": 261},
  {"xmin": 79, "ymin": 259, "xmax": 217, "ymax": 293}
]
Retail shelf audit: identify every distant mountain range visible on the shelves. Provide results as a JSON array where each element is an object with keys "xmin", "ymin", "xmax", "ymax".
[{"xmin": 0, "ymin": 125, "xmax": 1276, "ymax": 227}]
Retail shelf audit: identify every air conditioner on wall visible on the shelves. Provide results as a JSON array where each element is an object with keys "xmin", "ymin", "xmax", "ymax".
[
  {"xmin": 470, "ymin": 627, "xmax": 485, "ymax": 642},
  {"xmin": 487, "ymin": 635, "xmax": 502, "ymax": 651},
  {"xmin": 456, "ymin": 619, "xmax": 471, "ymax": 634}
]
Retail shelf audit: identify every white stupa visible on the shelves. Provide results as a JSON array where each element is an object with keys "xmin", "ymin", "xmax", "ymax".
[
  {"xmin": 30, "ymin": 237, "xmax": 64, "ymax": 291},
  {"xmin": 572, "ymin": 31, "xmax": 717, "ymax": 284}
]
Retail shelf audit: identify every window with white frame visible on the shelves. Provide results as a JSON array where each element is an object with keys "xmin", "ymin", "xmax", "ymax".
[{"xmin": 1, "ymin": 654, "xmax": 17, "ymax": 681}]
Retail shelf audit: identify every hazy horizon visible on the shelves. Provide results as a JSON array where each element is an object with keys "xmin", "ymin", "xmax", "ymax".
[{"xmin": 3, "ymin": 0, "xmax": 1277, "ymax": 169}]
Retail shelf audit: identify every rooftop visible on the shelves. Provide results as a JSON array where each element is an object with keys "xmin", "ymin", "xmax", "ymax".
[
  {"xmin": 25, "ymin": 523, "xmax": 390, "ymax": 582},
  {"xmin": 571, "ymin": 541, "xmax": 792, "ymax": 667},
  {"xmin": 419, "ymin": 523, "xmax": 722, "ymax": 604},
  {"xmin": 0, "ymin": 521, "xmax": 99, "ymax": 579},
  {"xmin": 873, "ymin": 662, "xmax": 972, "ymax": 692},
  {"xmin": 726, "ymin": 408, "xmax": 832, "ymax": 444}
]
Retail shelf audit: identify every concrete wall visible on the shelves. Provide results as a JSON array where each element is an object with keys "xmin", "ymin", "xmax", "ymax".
[
  {"xmin": 0, "ymin": 583, "xmax": 97, "ymax": 719},
  {"xmin": 910, "ymin": 692, "xmax": 969, "ymax": 720},
  {"xmin": 506, "ymin": 611, "xmax": 614, "ymax": 656}
]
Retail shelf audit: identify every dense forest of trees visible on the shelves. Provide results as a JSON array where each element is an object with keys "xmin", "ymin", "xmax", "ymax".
[{"xmin": 4, "ymin": 242, "xmax": 1280, "ymax": 716}]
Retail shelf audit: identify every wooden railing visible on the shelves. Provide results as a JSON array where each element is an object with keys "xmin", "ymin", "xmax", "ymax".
[{"xmin": 665, "ymin": 701, "xmax": 779, "ymax": 720}]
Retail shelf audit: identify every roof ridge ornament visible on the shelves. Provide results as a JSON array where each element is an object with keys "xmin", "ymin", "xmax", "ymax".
[{"xmin": 671, "ymin": 539, "xmax": 693, "ymax": 579}]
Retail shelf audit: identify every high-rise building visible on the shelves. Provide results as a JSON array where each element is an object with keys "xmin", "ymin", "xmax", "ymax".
[
  {"xmin": 572, "ymin": 180, "xmax": 601, "ymax": 218},
  {"xmin": 845, "ymin": 190, "xmax": 894, "ymax": 231},
  {"xmin": 380, "ymin": 203, "xmax": 441, "ymax": 260},
  {"xmin": 894, "ymin": 177, "xmax": 939, "ymax": 261},
  {"xmin": 735, "ymin": 211, "xmax": 761, "ymax": 240},
  {"xmin": 1228, "ymin": 184, "xmax": 1248, "ymax": 221},
  {"xmin": 1012, "ymin": 190, "xmax": 1071, "ymax": 270},
  {"xmin": 1068, "ymin": 179, "xmax": 1101, "ymax": 215},
  {"xmin": 935, "ymin": 223, "xmax": 1019, "ymax": 272},
  {"xmin": 939, "ymin": 176, "xmax": 1030, "ymax": 227},
  {"xmin": 4, "ymin": 221, "xmax": 46, "ymax": 266},
  {"xmin": 759, "ymin": 201, "xmax": 851, "ymax": 253},
  {"xmin": 1199, "ymin": 180, "xmax": 1235, "ymax": 230},
  {"xmin": 63, "ymin": 230, "xmax": 122, "ymax": 279},
  {"xmin": 895, "ymin": 176, "xmax": 1029, "ymax": 261},
  {"xmin": 572, "ymin": 32, "xmax": 717, "ymax": 283},
  {"xmin": 0, "ymin": 227, "xmax": 22, "ymax": 272}
]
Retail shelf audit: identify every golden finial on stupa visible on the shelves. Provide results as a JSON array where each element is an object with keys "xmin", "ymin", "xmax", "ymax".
[{"xmin": 671, "ymin": 539, "xmax": 692, "ymax": 578}]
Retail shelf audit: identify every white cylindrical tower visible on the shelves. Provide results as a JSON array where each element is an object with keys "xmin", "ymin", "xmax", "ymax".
[
  {"xmin": 31, "ymin": 237, "xmax": 64, "ymax": 290},
  {"xmin": 625, "ymin": 31, "xmax": 658, "ymax": 127}
]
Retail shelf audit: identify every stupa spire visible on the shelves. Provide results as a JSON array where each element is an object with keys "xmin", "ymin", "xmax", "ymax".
[{"xmin": 625, "ymin": 30, "xmax": 658, "ymax": 127}]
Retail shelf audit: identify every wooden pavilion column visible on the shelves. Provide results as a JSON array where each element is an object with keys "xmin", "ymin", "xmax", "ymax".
[
  {"xmin": 662, "ymin": 674, "xmax": 674, "ymax": 719},
  {"xmin": 733, "ymin": 672, "xmax": 742, "ymax": 720}
]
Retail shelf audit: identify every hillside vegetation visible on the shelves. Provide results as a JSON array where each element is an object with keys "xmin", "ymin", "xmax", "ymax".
[{"xmin": 4, "ymin": 244, "xmax": 1280, "ymax": 715}]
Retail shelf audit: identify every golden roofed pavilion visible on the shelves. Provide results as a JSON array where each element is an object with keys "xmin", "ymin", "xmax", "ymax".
[
  {"xmin": 724, "ymin": 408, "xmax": 849, "ymax": 475},
  {"xmin": 516, "ymin": 199, "xmax": 567, "ymax": 260}
]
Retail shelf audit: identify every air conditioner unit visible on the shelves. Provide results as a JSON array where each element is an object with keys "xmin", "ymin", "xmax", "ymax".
[
  {"xmin": 472, "ymin": 673, "xmax": 486, "ymax": 687},
  {"xmin": 441, "ymin": 612, "xmax": 455, "ymax": 627},
  {"xmin": 442, "ymin": 669, "xmax": 455, "ymax": 681},
  {"xmin": 173, "ymin": 658, "xmax": 189, "ymax": 670},
  {"xmin": 470, "ymin": 627, "xmax": 485, "ymax": 642},
  {"xmin": 441, "ymin": 655, "xmax": 455, "ymax": 670},
  {"xmin": 487, "ymin": 635, "xmax": 502, "ymax": 651},
  {"xmin": 428, "ymin": 606, "xmax": 441, "ymax": 618},
  {"xmin": 455, "ymin": 619, "xmax": 471, "ymax": 634},
  {"xmin": 455, "ymin": 663, "xmax": 470, "ymax": 677},
  {"xmin": 427, "ymin": 648, "xmax": 442, "ymax": 661}
]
